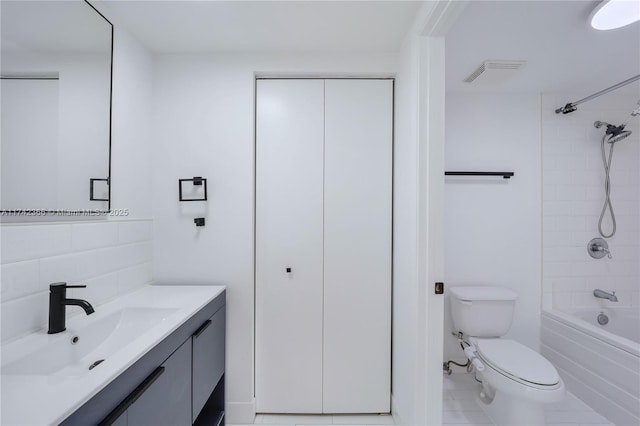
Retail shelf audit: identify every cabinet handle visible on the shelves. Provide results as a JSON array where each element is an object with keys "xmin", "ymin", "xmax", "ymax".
[
  {"xmin": 98, "ymin": 366, "xmax": 165, "ymax": 426},
  {"xmin": 193, "ymin": 319, "xmax": 212, "ymax": 338}
]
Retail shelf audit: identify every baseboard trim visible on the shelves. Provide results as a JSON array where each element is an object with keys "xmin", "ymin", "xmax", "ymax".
[
  {"xmin": 225, "ymin": 399, "xmax": 256, "ymax": 424},
  {"xmin": 391, "ymin": 394, "xmax": 405, "ymax": 426}
]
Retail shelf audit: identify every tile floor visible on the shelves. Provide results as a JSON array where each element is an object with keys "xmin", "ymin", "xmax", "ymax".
[
  {"xmin": 230, "ymin": 413, "xmax": 394, "ymax": 426},
  {"xmin": 229, "ymin": 373, "xmax": 613, "ymax": 426},
  {"xmin": 442, "ymin": 373, "xmax": 614, "ymax": 425}
]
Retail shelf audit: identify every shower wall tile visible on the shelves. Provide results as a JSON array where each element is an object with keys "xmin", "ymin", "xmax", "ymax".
[
  {"xmin": 542, "ymin": 93, "xmax": 640, "ymax": 312},
  {"xmin": 0, "ymin": 219, "xmax": 154, "ymax": 343}
]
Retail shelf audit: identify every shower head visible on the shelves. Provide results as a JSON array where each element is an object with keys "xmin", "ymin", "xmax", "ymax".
[
  {"xmin": 594, "ymin": 121, "xmax": 632, "ymax": 143},
  {"xmin": 609, "ymin": 130, "xmax": 632, "ymax": 143}
]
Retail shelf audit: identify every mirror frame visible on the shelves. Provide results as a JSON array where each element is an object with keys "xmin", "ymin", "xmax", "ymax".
[{"xmin": 0, "ymin": 0, "xmax": 114, "ymax": 218}]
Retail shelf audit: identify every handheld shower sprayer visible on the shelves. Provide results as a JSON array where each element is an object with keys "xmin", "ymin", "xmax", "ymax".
[
  {"xmin": 593, "ymin": 113, "xmax": 636, "ymax": 238},
  {"xmin": 594, "ymin": 121, "xmax": 631, "ymax": 144}
]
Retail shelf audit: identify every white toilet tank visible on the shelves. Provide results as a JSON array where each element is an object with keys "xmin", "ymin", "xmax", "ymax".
[{"xmin": 449, "ymin": 286, "xmax": 518, "ymax": 337}]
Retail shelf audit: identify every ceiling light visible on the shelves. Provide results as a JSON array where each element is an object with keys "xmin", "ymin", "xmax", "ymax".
[{"xmin": 590, "ymin": 0, "xmax": 640, "ymax": 30}]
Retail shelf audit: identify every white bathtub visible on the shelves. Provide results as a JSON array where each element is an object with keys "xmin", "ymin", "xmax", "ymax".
[{"xmin": 542, "ymin": 308, "xmax": 640, "ymax": 425}]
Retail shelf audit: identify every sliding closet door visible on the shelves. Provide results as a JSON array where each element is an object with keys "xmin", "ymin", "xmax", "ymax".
[
  {"xmin": 323, "ymin": 79, "xmax": 393, "ymax": 413},
  {"xmin": 255, "ymin": 79, "xmax": 325, "ymax": 413}
]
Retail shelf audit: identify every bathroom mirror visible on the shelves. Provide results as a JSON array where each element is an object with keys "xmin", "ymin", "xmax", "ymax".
[{"xmin": 1, "ymin": 0, "xmax": 113, "ymax": 216}]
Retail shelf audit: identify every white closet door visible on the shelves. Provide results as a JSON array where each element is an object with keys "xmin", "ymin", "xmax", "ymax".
[
  {"xmin": 255, "ymin": 79, "xmax": 325, "ymax": 413},
  {"xmin": 323, "ymin": 79, "xmax": 393, "ymax": 413}
]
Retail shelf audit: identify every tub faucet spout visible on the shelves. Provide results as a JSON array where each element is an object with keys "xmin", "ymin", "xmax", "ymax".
[{"xmin": 593, "ymin": 289, "xmax": 618, "ymax": 302}]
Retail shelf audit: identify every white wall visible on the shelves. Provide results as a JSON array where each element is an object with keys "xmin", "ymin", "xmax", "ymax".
[
  {"xmin": 443, "ymin": 93, "xmax": 542, "ymax": 363},
  {"xmin": 0, "ymin": 25, "xmax": 155, "ymax": 341},
  {"xmin": 541, "ymin": 93, "xmax": 640, "ymax": 311},
  {"xmin": 150, "ymin": 52, "xmax": 397, "ymax": 424}
]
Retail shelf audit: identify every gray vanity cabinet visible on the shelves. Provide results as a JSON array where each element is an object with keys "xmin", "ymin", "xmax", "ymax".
[
  {"xmin": 127, "ymin": 338, "xmax": 192, "ymax": 426},
  {"xmin": 192, "ymin": 306, "xmax": 225, "ymax": 422},
  {"xmin": 60, "ymin": 290, "xmax": 225, "ymax": 426}
]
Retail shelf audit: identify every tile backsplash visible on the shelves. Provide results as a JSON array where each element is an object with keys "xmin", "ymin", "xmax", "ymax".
[{"xmin": 1, "ymin": 219, "xmax": 153, "ymax": 342}]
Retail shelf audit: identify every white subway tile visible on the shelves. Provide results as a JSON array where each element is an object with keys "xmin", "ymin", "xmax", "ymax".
[
  {"xmin": 95, "ymin": 242, "xmax": 154, "ymax": 275},
  {"xmin": 572, "ymin": 291, "xmax": 604, "ymax": 310},
  {"xmin": 610, "ymin": 186, "xmax": 638, "ymax": 202},
  {"xmin": 39, "ymin": 251, "xmax": 98, "ymax": 290},
  {"xmin": 81, "ymin": 272, "xmax": 119, "ymax": 306},
  {"xmin": 556, "ymin": 216, "xmax": 587, "ymax": 232},
  {"xmin": 556, "ymin": 185, "xmax": 586, "ymax": 201},
  {"xmin": 544, "ymin": 201, "xmax": 573, "ymax": 216},
  {"xmin": 71, "ymin": 222, "xmax": 118, "ymax": 251},
  {"xmin": 544, "ymin": 170, "xmax": 572, "ymax": 185},
  {"xmin": 571, "ymin": 231, "xmax": 599, "ymax": 247},
  {"xmin": 95, "ymin": 246, "xmax": 128, "ymax": 275},
  {"xmin": 543, "ymin": 185, "xmax": 557, "ymax": 201},
  {"xmin": 544, "ymin": 262, "xmax": 574, "ymax": 278},
  {"xmin": 1, "ymin": 291, "xmax": 48, "ymax": 343},
  {"xmin": 572, "ymin": 200, "xmax": 601, "ymax": 216},
  {"xmin": 0, "ymin": 260, "xmax": 40, "ymax": 302},
  {"xmin": 118, "ymin": 262, "xmax": 153, "ymax": 294},
  {"xmin": 118, "ymin": 221, "xmax": 153, "ymax": 244},
  {"xmin": 552, "ymin": 291, "xmax": 572, "ymax": 310},
  {"xmin": 584, "ymin": 276, "xmax": 611, "ymax": 291},
  {"xmin": 551, "ymin": 277, "xmax": 586, "ymax": 292},
  {"xmin": 544, "ymin": 139, "xmax": 573, "ymax": 155},
  {"xmin": 1, "ymin": 224, "xmax": 72, "ymax": 264},
  {"xmin": 557, "ymin": 125, "xmax": 587, "ymax": 140},
  {"xmin": 571, "ymin": 171, "xmax": 600, "ymax": 186},
  {"xmin": 543, "ymin": 216, "xmax": 559, "ymax": 232},
  {"xmin": 543, "ymin": 231, "xmax": 573, "ymax": 248}
]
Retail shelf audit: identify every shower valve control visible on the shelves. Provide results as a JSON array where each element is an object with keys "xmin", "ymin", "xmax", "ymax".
[{"xmin": 588, "ymin": 237, "xmax": 612, "ymax": 259}]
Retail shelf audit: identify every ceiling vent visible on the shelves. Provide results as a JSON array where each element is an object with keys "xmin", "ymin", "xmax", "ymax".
[{"xmin": 464, "ymin": 60, "xmax": 527, "ymax": 84}]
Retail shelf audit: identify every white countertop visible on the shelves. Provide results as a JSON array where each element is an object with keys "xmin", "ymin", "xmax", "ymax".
[{"xmin": 1, "ymin": 285, "xmax": 225, "ymax": 426}]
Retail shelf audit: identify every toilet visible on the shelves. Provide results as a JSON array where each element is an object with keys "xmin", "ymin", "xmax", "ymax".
[{"xmin": 448, "ymin": 286, "xmax": 565, "ymax": 425}]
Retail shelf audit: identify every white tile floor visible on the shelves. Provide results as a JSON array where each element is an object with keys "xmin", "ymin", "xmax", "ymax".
[
  {"xmin": 229, "ymin": 374, "xmax": 613, "ymax": 426},
  {"xmin": 442, "ymin": 373, "xmax": 614, "ymax": 425},
  {"xmin": 230, "ymin": 413, "xmax": 394, "ymax": 426}
]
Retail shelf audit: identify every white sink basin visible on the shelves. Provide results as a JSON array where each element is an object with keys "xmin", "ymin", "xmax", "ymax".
[
  {"xmin": 1, "ymin": 307, "xmax": 177, "ymax": 377},
  {"xmin": 1, "ymin": 285, "xmax": 225, "ymax": 426}
]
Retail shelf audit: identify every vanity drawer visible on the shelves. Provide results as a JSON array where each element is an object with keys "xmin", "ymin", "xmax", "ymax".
[{"xmin": 192, "ymin": 306, "xmax": 226, "ymax": 422}]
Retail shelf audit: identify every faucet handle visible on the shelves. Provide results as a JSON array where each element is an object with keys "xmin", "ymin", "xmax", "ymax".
[{"xmin": 49, "ymin": 282, "xmax": 86, "ymax": 290}]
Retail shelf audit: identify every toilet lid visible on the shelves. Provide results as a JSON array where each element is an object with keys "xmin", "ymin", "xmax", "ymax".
[{"xmin": 474, "ymin": 339, "xmax": 560, "ymax": 386}]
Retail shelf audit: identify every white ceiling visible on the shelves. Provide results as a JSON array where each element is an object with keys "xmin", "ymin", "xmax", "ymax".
[
  {"xmin": 445, "ymin": 0, "xmax": 640, "ymax": 94},
  {"xmin": 99, "ymin": 0, "xmax": 422, "ymax": 54}
]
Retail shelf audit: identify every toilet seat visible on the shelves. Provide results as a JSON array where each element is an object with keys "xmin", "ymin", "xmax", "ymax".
[{"xmin": 471, "ymin": 338, "xmax": 560, "ymax": 388}]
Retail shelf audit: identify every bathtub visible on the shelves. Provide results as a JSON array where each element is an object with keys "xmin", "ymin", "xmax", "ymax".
[{"xmin": 542, "ymin": 308, "xmax": 640, "ymax": 425}]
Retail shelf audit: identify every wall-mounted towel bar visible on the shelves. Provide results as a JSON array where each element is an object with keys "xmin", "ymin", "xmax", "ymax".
[{"xmin": 445, "ymin": 171, "xmax": 514, "ymax": 179}]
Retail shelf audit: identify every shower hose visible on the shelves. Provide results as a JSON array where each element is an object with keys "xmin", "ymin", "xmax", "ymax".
[{"xmin": 599, "ymin": 134, "xmax": 616, "ymax": 238}]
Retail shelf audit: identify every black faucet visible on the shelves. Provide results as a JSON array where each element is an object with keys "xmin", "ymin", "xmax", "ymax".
[{"xmin": 48, "ymin": 282, "xmax": 95, "ymax": 334}]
